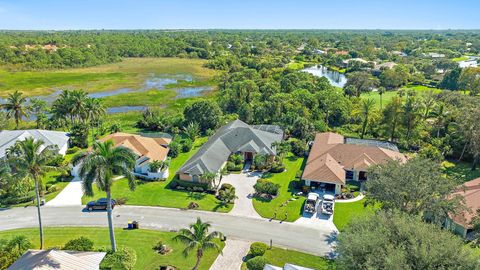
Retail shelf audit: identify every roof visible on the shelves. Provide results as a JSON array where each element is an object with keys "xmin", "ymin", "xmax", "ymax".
[
  {"xmin": 302, "ymin": 133, "xmax": 406, "ymax": 185},
  {"xmin": 100, "ymin": 132, "xmax": 170, "ymax": 162},
  {"xmin": 450, "ymin": 178, "xmax": 480, "ymax": 228},
  {"xmin": 178, "ymin": 119, "xmax": 283, "ymax": 175},
  {"xmin": 0, "ymin": 129, "xmax": 70, "ymax": 159},
  {"xmin": 7, "ymin": 249, "xmax": 106, "ymax": 270},
  {"xmin": 264, "ymin": 264, "xmax": 314, "ymax": 270}
]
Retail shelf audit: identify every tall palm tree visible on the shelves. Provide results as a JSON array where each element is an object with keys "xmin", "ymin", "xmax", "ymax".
[
  {"xmin": 174, "ymin": 218, "xmax": 223, "ymax": 270},
  {"xmin": 378, "ymin": 87, "xmax": 386, "ymax": 110},
  {"xmin": 72, "ymin": 140, "xmax": 136, "ymax": 252},
  {"xmin": 359, "ymin": 98, "xmax": 376, "ymax": 139},
  {"xmin": 1, "ymin": 90, "xmax": 28, "ymax": 129},
  {"xmin": 183, "ymin": 122, "xmax": 200, "ymax": 142},
  {"xmin": 7, "ymin": 138, "xmax": 57, "ymax": 249},
  {"xmin": 83, "ymin": 98, "xmax": 106, "ymax": 140},
  {"xmin": 383, "ymin": 97, "xmax": 403, "ymax": 142}
]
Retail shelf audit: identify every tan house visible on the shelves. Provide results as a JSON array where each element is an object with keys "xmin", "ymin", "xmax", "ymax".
[
  {"xmin": 302, "ymin": 132, "xmax": 406, "ymax": 194},
  {"xmin": 446, "ymin": 178, "xmax": 480, "ymax": 238},
  {"xmin": 100, "ymin": 133, "xmax": 171, "ymax": 180}
]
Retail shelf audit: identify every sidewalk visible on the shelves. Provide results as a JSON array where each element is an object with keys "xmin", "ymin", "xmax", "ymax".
[{"xmin": 210, "ymin": 238, "xmax": 251, "ymax": 270}]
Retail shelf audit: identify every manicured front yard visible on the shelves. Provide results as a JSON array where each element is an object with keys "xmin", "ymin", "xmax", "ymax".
[
  {"xmin": 333, "ymin": 198, "xmax": 376, "ymax": 231},
  {"xmin": 242, "ymin": 244, "xmax": 335, "ymax": 270},
  {"xmin": 81, "ymin": 137, "xmax": 232, "ymax": 212},
  {"xmin": 0, "ymin": 227, "xmax": 224, "ymax": 270},
  {"xmin": 253, "ymin": 154, "xmax": 305, "ymax": 222}
]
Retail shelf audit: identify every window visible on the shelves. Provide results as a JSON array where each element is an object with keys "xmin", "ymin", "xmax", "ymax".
[{"xmin": 346, "ymin": 170, "xmax": 354, "ymax": 180}]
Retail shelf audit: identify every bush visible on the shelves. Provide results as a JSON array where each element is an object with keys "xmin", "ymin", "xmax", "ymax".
[
  {"xmin": 46, "ymin": 184, "xmax": 58, "ymax": 193},
  {"xmin": 109, "ymin": 122, "xmax": 122, "ymax": 133},
  {"xmin": 254, "ymin": 180, "xmax": 279, "ymax": 196},
  {"xmin": 269, "ymin": 162, "xmax": 285, "ymax": 173},
  {"xmin": 230, "ymin": 153, "xmax": 244, "ymax": 165},
  {"xmin": 220, "ymin": 183, "xmax": 234, "ymax": 191},
  {"xmin": 47, "ymin": 155, "xmax": 64, "ymax": 167},
  {"xmin": 182, "ymin": 138, "xmax": 193, "ymax": 153},
  {"xmin": 171, "ymin": 179, "xmax": 211, "ymax": 191},
  {"xmin": 295, "ymin": 170, "xmax": 303, "ymax": 179},
  {"xmin": 227, "ymin": 161, "xmax": 242, "ymax": 172},
  {"xmin": 63, "ymin": 237, "xmax": 94, "ymax": 251},
  {"xmin": 249, "ymin": 242, "xmax": 268, "ymax": 257},
  {"xmin": 290, "ymin": 139, "xmax": 308, "ymax": 157},
  {"xmin": 100, "ymin": 247, "xmax": 137, "ymax": 270},
  {"xmin": 168, "ymin": 141, "xmax": 180, "ymax": 158},
  {"xmin": 66, "ymin": 147, "xmax": 81, "ymax": 155},
  {"xmin": 246, "ymin": 256, "xmax": 268, "ymax": 270}
]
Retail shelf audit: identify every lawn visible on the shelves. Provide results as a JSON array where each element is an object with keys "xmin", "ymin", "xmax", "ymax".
[
  {"xmin": 81, "ymin": 137, "xmax": 232, "ymax": 213},
  {"xmin": 0, "ymin": 57, "xmax": 218, "ymax": 97},
  {"xmin": 452, "ymin": 56, "xmax": 469, "ymax": 62},
  {"xmin": 0, "ymin": 227, "xmax": 224, "ymax": 270},
  {"xmin": 242, "ymin": 244, "xmax": 335, "ymax": 270},
  {"xmin": 253, "ymin": 154, "xmax": 305, "ymax": 222},
  {"xmin": 443, "ymin": 160, "xmax": 480, "ymax": 183},
  {"xmin": 360, "ymin": 84, "xmax": 442, "ymax": 109},
  {"xmin": 333, "ymin": 198, "xmax": 376, "ymax": 231}
]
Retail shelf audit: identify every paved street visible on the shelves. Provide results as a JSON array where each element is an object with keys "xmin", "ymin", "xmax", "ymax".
[{"xmin": 0, "ymin": 205, "xmax": 336, "ymax": 256}]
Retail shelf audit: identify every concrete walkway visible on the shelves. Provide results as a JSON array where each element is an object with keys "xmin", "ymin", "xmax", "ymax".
[
  {"xmin": 45, "ymin": 178, "xmax": 83, "ymax": 207},
  {"xmin": 210, "ymin": 239, "xmax": 252, "ymax": 270},
  {"xmin": 336, "ymin": 193, "xmax": 365, "ymax": 203},
  {"xmin": 221, "ymin": 172, "xmax": 262, "ymax": 218}
]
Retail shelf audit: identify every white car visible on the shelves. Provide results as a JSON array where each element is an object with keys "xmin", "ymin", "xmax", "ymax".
[
  {"xmin": 304, "ymin": 192, "xmax": 319, "ymax": 214},
  {"xmin": 321, "ymin": 194, "xmax": 335, "ymax": 215}
]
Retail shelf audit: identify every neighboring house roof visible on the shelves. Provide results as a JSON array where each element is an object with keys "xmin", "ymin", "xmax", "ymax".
[
  {"xmin": 302, "ymin": 132, "xmax": 406, "ymax": 185},
  {"xmin": 178, "ymin": 119, "xmax": 283, "ymax": 175},
  {"xmin": 7, "ymin": 249, "xmax": 106, "ymax": 270},
  {"xmin": 264, "ymin": 264, "xmax": 314, "ymax": 270},
  {"xmin": 450, "ymin": 178, "xmax": 480, "ymax": 228},
  {"xmin": 100, "ymin": 132, "xmax": 170, "ymax": 162},
  {"xmin": 0, "ymin": 129, "xmax": 70, "ymax": 159}
]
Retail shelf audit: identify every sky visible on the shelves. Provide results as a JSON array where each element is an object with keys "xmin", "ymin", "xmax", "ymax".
[{"xmin": 0, "ymin": 0, "xmax": 478, "ymax": 30}]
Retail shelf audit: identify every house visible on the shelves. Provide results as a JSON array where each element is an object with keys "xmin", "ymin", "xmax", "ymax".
[
  {"xmin": 7, "ymin": 249, "xmax": 106, "ymax": 270},
  {"xmin": 99, "ymin": 133, "xmax": 171, "ymax": 180},
  {"xmin": 0, "ymin": 129, "xmax": 70, "ymax": 159},
  {"xmin": 264, "ymin": 263, "xmax": 314, "ymax": 270},
  {"xmin": 177, "ymin": 119, "xmax": 283, "ymax": 182},
  {"xmin": 302, "ymin": 133, "xmax": 406, "ymax": 194},
  {"xmin": 459, "ymin": 60, "xmax": 478, "ymax": 68},
  {"xmin": 445, "ymin": 178, "xmax": 480, "ymax": 238}
]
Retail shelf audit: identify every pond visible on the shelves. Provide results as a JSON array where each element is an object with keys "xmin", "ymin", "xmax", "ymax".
[
  {"xmin": 301, "ymin": 65, "xmax": 347, "ymax": 88},
  {"xmin": 0, "ymin": 74, "xmax": 212, "ymax": 115}
]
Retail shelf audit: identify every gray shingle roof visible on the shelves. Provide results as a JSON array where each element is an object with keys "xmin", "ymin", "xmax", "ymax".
[
  {"xmin": 178, "ymin": 120, "xmax": 283, "ymax": 175},
  {"xmin": 7, "ymin": 249, "xmax": 106, "ymax": 270},
  {"xmin": 0, "ymin": 129, "xmax": 70, "ymax": 159}
]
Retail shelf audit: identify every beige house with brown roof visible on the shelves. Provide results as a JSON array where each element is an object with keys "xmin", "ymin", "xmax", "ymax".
[
  {"xmin": 302, "ymin": 132, "xmax": 407, "ymax": 194},
  {"xmin": 446, "ymin": 178, "xmax": 480, "ymax": 238},
  {"xmin": 100, "ymin": 133, "xmax": 171, "ymax": 180}
]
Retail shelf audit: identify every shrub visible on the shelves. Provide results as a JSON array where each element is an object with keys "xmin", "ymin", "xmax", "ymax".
[
  {"xmin": 46, "ymin": 184, "xmax": 58, "ymax": 193},
  {"xmin": 182, "ymin": 138, "xmax": 193, "ymax": 153},
  {"xmin": 295, "ymin": 170, "xmax": 303, "ymax": 179},
  {"xmin": 253, "ymin": 154, "xmax": 268, "ymax": 170},
  {"xmin": 153, "ymin": 241, "xmax": 171, "ymax": 255},
  {"xmin": 246, "ymin": 256, "xmax": 268, "ymax": 270},
  {"xmin": 66, "ymin": 147, "xmax": 81, "ymax": 155},
  {"xmin": 171, "ymin": 179, "xmax": 210, "ymax": 191},
  {"xmin": 290, "ymin": 139, "xmax": 308, "ymax": 157},
  {"xmin": 47, "ymin": 155, "xmax": 64, "ymax": 167},
  {"xmin": 230, "ymin": 153, "xmax": 244, "ymax": 165},
  {"xmin": 249, "ymin": 242, "xmax": 268, "ymax": 257},
  {"xmin": 100, "ymin": 247, "xmax": 137, "ymax": 270},
  {"xmin": 220, "ymin": 183, "xmax": 234, "ymax": 191},
  {"xmin": 254, "ymin": 180, "xmax": 279, "ymax": 196},
  {"xmin": 168, "ymin": 141, "xmax": 180, "ymax": 158},
  {"xmin": 227, "ymin": 161, "xmax": 242, "ymax": 172},
  {"xmin": 63, "ymin": 237, "xmax": 94, "ymax": 251},
  {"xmin": 269, "ymin": 162, "xmax": 285, "ymax": 173},
  {"xmin": 109, "ymin": 122, "xmax": 122, "ymax": 133}
]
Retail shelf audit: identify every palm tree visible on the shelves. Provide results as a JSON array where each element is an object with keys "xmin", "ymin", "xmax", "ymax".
[
  {"xmin": 431, "ymin": 103, "xmax": 450, "ymax": 138},
  {"xmin": 183, "ymin": 122, "xmax": 200, "ymax": 142},
  {"xmin": 174, "ymin": 218, "xmax": 223, "ymax": 270},
  {"xmin": 7, "ymin": 138, "xmax": 57, "ymax": 249},
  {"xmin": 383, "ymin": 97, "xmax": 403, "ymax": 142},
  {"xmin": 378, "ymin": 87, "xmax": 386, "ymax": 110},
  {"xmin": 83, "ymin": 98, "xmax": 106, "ymax": 140},
  {"xmin": 1, "ymin": 90, "xmax": 28, "ymax": 129},
  {"xmin": 72, "ymin": 140, "xmax": 136, "ymax": 252},
  {"xmin": 359, "ymin": 98, "xmax": 376, "ymax": 139},
  {"xmin": 200, "ymin": 172, "xmax": 218, "ymax": 190}
]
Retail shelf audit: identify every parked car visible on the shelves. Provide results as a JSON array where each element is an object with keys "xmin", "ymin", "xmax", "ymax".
[
  {"xmin": 321, "ymin": 194, "xmax": 334, "ymax": 215},
  {"xmin": 304, "ymin": 192, "xmax": 319, "ymax": 214},
  {"xmin": 86, "ymin": 198, "xmax": 116, "ymax": 211}
]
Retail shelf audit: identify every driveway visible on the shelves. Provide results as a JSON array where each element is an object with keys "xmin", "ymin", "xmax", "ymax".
[
  {"xmin": 45, "ymin": 178, "xmax": 83, "ymax": 207},
  {"xmin": 220, "ymin": 171, "xmax": 262, "ymax": 218},
  {"xmin": 210, "ymin": 238, "xmax": 251, "ymax": 270},
  {"xmin": 0, "ymin": 205, "xmax": 336, "ymax": 256},
  {"xmin": 294, "ymin": 191, "xmax": 338, "ymax": 231}
]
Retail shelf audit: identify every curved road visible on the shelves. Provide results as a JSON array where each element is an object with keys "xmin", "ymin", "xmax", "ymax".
[{"xmin": 0, "ymin": 205, "xmax": 336, "ymax": 256}]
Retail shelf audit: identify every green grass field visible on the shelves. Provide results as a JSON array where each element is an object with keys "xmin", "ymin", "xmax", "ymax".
[
  {"xmin": 360, "ymin": 84, "xmax": 443, "ymax": 109},
  {"xmin": 443, "ymin": 160, "xmax": 480, "ymax": 183},
  {"xmin": 0, "ymin": 57, "xmax": 218, "ymax": 97},
  {"xmin": 242, "ymin": 244, "xmax": 334, "ymax": 270},
  {"xmin": 333, "ymin": 198, "xmax": 376, "ymax": 231},
  {"xmin": 253, "ymin": 154, "xmax": 305, "ymax": 222},
  {"xmin": 81, "ymin": 137, "xmax": 232, "ymax": 212},
  {"xmin": 0, "ymin": 227, "xmax": 223, "ymax": 270}
]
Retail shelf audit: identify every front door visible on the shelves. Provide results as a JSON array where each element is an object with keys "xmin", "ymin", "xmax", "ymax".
[{"xmin": 244, "ymin": 152, "xmax": 253, "ymax": 161}]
